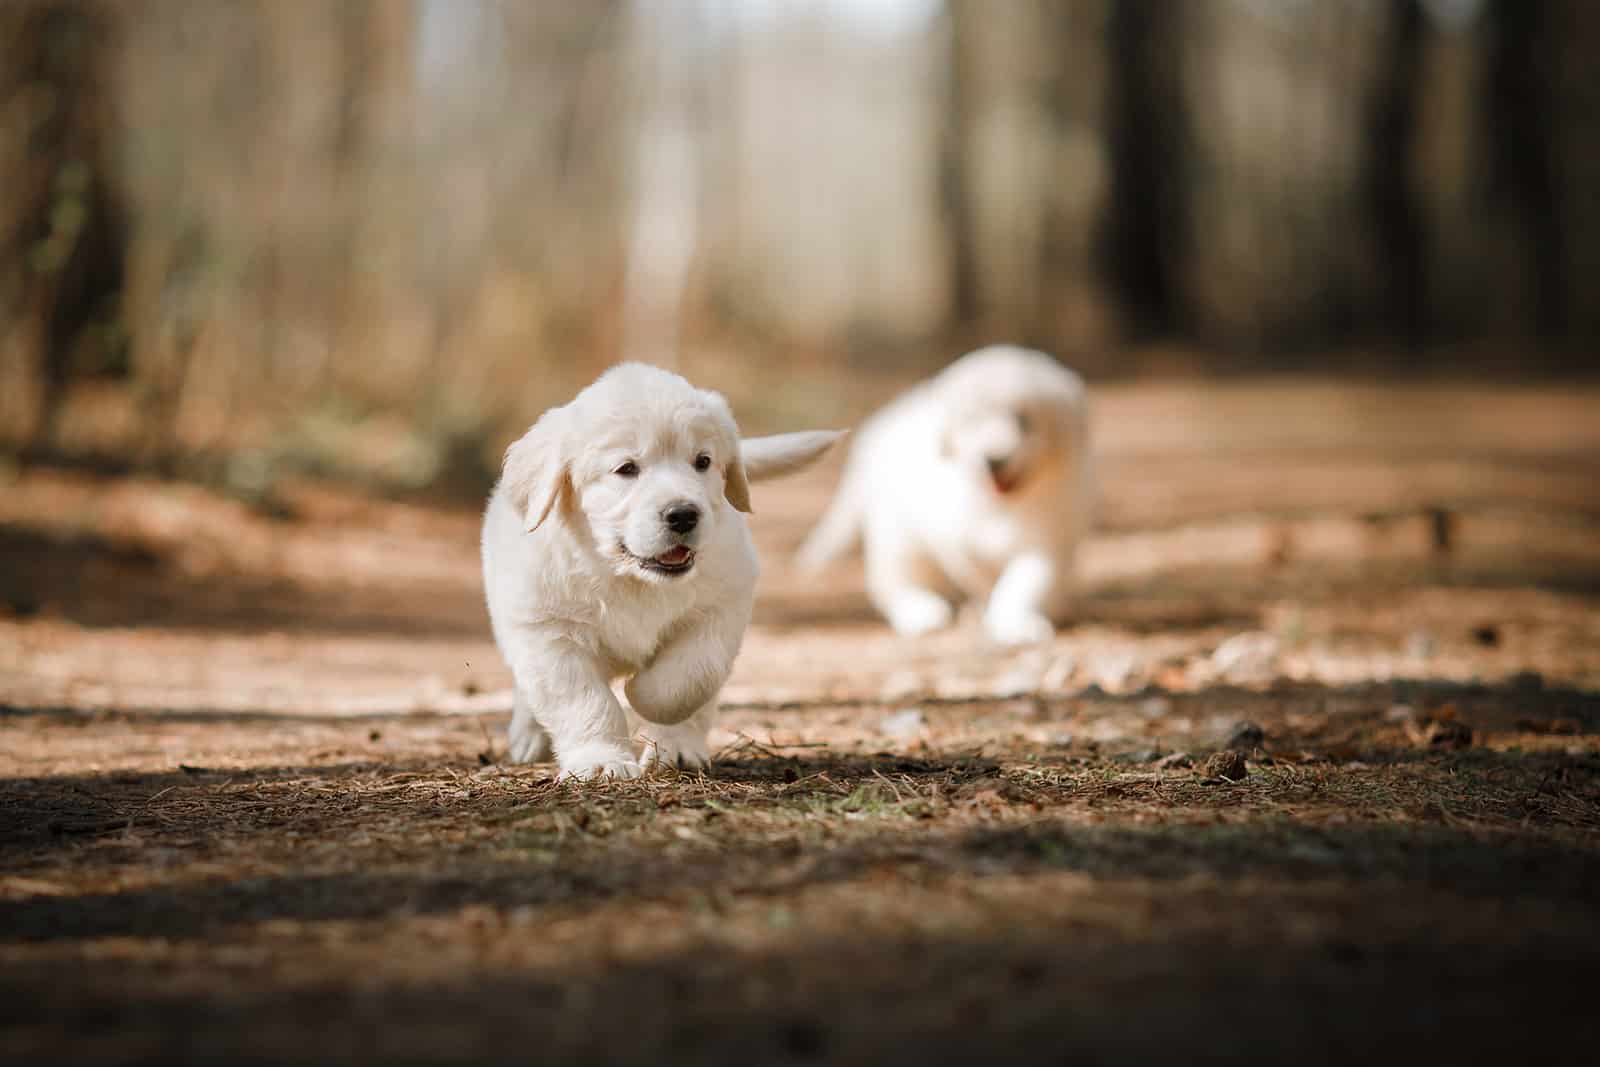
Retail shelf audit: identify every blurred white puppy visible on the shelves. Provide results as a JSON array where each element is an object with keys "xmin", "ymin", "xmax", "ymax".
[
  {"xmin": 482, "ymin": 363, "xmax": 839, "ymax": 780},
  {"xmin": 798, "ymin": 345, "xmax": 1091, "ymax": 645}
]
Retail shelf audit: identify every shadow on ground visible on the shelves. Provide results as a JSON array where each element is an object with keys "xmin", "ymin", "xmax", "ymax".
[
  {"xmin": 0, "ymin": 527, "xmax": 487, "ymax": 636},
  {"xmin": 1, "ymin": 815, "xmax": 1597, "ymax": 1065}
]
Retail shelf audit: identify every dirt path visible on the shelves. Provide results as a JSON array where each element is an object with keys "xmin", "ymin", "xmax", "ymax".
[{"xmin": 3, "ymin": 380, "xmax": 1598, "ymax": 1063}]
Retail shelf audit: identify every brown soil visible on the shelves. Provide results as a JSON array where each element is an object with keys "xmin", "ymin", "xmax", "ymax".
[{"xmin": 3, "ymin": 380, "xmax": 1598, "ymax": 1064}]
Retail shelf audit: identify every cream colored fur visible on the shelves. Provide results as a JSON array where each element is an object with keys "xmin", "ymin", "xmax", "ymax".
[
  {"xmin": 482, "ymin": 363, "xmax": 839, "ymax": 780},
  {"xmin": 798, "ymin": 345, "xmax": 1092, "ymax": 645}
]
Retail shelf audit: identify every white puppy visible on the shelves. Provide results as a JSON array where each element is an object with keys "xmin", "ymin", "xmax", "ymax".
[
  {"xmin": 482, "ymin": 362, "xmax": 839, "ymax": 780},
  {"xmin": 798, "ymin": 345, "xmax": 1091, "ymax": 645}
]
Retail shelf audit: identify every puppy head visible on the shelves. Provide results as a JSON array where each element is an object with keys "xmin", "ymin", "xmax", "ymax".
[
  {"xmin": 501, "ymin": 363, "xmax": 749, "ymax": 583},
  {"xmin": 936, "ymin": 346, "xmax": 1085, "ymax": 497}
]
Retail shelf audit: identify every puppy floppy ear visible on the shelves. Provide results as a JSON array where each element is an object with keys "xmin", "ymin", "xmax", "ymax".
[
  {"xmin": 697, "ymin": 388, "xmax": 755, "ymax": 514},
  {"xmin": 500, "ymin": 408, "xmax": 571, "ymax": 532},
  {"xmin": 724, "ymin": 455, "xmax": 753, "ymax": 514}
]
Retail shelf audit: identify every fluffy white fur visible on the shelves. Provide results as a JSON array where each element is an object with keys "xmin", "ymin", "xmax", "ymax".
[
  {"xmin": 798, "ymin": 345, "xmax": 1092, "ymax": 645},
  {"xmin": 482, "ymin": 363, "xmax": 839, "ymax": 780}
]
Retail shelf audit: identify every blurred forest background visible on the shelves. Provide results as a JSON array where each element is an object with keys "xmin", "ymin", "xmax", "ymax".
[{"xmin": 1, "ymin": 0, "xmax": 1596, "ymax": 496}]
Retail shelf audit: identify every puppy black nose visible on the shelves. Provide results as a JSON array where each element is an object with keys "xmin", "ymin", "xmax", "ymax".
[
  {"xmin": 986, "ymin": 456, "xmax": 1008, "ymax": 476},
  {"xmin": 663, "ymin": 504, "xmax": 700, "ymax": 534}
]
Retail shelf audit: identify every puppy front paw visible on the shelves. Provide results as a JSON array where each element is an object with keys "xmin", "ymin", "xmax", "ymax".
[
  {"xmin": 557, "ymin": 743, "xmax": 644, "ymax": 782},
  {"xmin": 884, "ymin": 590, "xmax": 955, "ymax": 637},
  {"xmin": 984, "ymin": 608, "xmax": 1055, "ymax": 646},
  {"xmin": 624, "ymin": 672, "xmax": 708, "ymax": 727},
  {"xmin": 638, "ymin": 727, "xmax": 712, "ymax": 771}
]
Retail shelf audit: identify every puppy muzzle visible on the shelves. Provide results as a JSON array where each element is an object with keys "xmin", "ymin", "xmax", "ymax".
[
  {"xmin": 622, "ymin": 527, "xmax": 700, "ymax": 578},
  {"xmin": 986, "ymin": 454, "xmax": 1026, "ymax": 495}
]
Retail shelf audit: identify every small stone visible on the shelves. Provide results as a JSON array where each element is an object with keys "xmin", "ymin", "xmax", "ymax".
[
  {"xmin": 1210, "ymin": 632, "xmax": 1280, "ymax": 682},
  {"xmin": 1286, "ymin": 841, "xmax": 1340, "ymax": 866},
  {"xmin": 880, "ymin": 671, "xmax": 926, "ymax": 701},
  {"xmin": 1404, "ymin": 630, "xmax": 1436, "ymax": 660},
  {"xmin": 1093, "ymin": 651, "xmax": 1139, "ymax": 693},
  {"xmin": 1201, "ymin": 750, "xmax": 1249, "ymax": 781},
  {"xmin": 1139, "ymin": 697, "xmax": 1173, "ymax": 719},
  {"xmin": 1041, "ymin": 654, "xmax": 1077, "ymax": 691},
  {"xmin": 1225, "ymin": 721, "xmax": 1265, "ymax": 749},
  {"xmin": 995, "ymin": 666, "xmax": 1041, "ymax": 695},
  {"xmin": 1384, "ymin": 704, "xmax": 1417, "ymax": 723},
  {"xmin": 1427, "ymin": 507, "xmax": 1455, "ymax": 554},
  {"xmin": 878, "ymin": 708, "xmax": 926, "ymax": 738}
]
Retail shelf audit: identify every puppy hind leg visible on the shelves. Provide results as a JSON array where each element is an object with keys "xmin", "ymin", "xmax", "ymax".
[
  {"xmin": 866, "ymin": 534, "xmax": 954, "ymax": 637},
  {"xmin": 983, "ymin": 551, "xmax": 1058, "ymax": 645},
  {"xmin": 507, "ymin": 687, "xmax": 553, "ymax": 764},
  {"xmin": 1039, "ymin": 545, "xmax": 1079, "ymax": 622}
]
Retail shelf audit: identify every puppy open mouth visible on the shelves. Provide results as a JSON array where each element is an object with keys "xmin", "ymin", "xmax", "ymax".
[
  {"xmin": 626, "ymin": 543, "xmax": 697, "ymax": 576},
  {"xmin": 991, "ymin": 469, "xmax": 1025, "ymax": 495}
]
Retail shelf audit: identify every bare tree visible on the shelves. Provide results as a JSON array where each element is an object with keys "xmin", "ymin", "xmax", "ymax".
[{"xmin": 0, "ymin": 0, "xmax": 124, "ymax": 451}]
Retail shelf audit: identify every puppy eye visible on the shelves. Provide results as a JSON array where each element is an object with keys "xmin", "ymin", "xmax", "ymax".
[
  {"xmin": 1015, "ymin": 412, "xmax": 1032, "ymax": 433},
  {"xmin": 613, "ymin": 460, "xmax": 640, "ymax": 478},
  {"xmin": 693, "ymin": 453, "xmax": 712, "ymax": 472}
]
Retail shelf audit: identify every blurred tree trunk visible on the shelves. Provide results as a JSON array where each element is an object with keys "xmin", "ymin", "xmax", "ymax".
[
  {"xmin": 1483, "ymin": 0, "xmax": 1567, "ymax": 345},
  {"xmin": 1409, "ymin": 0, "xmax": 1596, "ymax": 363},
  {"xmin": 1365, "ymin": 0, "xmax": 1427, "ymax": 351},
  {"xmin": 1167, "ymin": 1, "xmax": 1394, "ymax": 357},
  {"xmin": 941, "ymin": 0, "xmax": 1114, "ymax": 363},
  {"xmin": 939, "ymin": 0, "xmax": 983, "ymax": 334},
  {"xmin": 1555, "ymin": 4, "xmax": 1600, "ymax": 355},
  {"xmin": 119, "ymin": 1, "xmax": 265, "ymax": 461},
  {"xmin": 331, "ymin": 0, "xmax": 418, "ymax": 400},
  {"xmin": 1100, "ymin": 0, "xmax": 1187, "ymax": 344},
  {"xmin": 0, "ymin": 0, "xmax": 125, "ymax": 451},
  {"xmin": 1550, "ymin": 3, "xmax": 1600, "ymax": 354}
]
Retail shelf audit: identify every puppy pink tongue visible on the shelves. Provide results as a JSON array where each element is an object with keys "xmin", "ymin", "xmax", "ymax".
[{"xmin": 658, "ymin": 546, "xmax": 692, "ymax": 566}]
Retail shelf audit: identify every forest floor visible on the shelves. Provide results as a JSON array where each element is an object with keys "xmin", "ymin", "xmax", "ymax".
[{"xmin": 2, "ymin": 378, "xmax": 1599, "ymax": 1064}]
